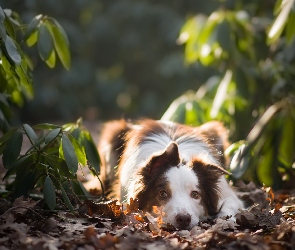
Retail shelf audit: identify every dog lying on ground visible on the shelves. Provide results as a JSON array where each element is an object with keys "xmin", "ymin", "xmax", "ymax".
[{"xmin": 98, "ymin": 119, "xmax": 243, "ymax": 230}]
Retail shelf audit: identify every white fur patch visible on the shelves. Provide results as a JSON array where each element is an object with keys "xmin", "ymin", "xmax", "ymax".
[
  {"xmin": 217, "ymin": 177, "xmax": 244, "ymax": 219},
  {"xmin": 161, "ymin": 165, "xmax": 205, "ymax": 229}
]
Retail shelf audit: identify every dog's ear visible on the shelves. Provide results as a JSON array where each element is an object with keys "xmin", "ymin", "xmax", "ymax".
[
  {"xmin": 191, "ymin": 158, "xmax": 230, "ymax": 177},
  {"xmin": 145, "ymin": 142, "xmax": 180, "ymax": 176},
  {"xmin": 191, "ymin": 158, "xmax": 230, "ymax": 216},
  {"xmin": 205, "ymin": 163, "xmax": 230, "ymax": 176}
]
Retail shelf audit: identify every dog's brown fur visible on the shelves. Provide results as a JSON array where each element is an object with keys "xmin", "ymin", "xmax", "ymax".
[
  {"xmin": 98, "ymin": 119, "xmax": 131, "ymax": 194},
  {"xmin": 98, "ymin": 119, "xmax": 229, "ymax": 199}
]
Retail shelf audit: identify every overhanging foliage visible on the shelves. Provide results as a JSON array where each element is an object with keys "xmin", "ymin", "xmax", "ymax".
[{"xmin": 163, "ymin": 0, "xmax": 295, "ymax": 189}]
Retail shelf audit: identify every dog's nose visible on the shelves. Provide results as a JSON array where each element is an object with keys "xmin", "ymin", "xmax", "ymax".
[{"xmin": 175, "ymin": 214, "xmax": 191, "ymax": 229}]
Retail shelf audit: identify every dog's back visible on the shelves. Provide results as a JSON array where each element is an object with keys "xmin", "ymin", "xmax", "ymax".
[{"xmin": 98, "ymin": 119, "xmax": 131, "ymax": 194}]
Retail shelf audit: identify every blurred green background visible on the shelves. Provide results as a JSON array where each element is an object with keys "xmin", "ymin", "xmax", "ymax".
[
  {"xmin": 1, "ymin": 0, "xmax": 295, "ymax": 188},
  {"xmin": 2, "ymin": 0, "xmax": 223, "ymax": 123}
]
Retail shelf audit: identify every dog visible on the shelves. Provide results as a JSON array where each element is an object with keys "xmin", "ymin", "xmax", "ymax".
[{"xmin": 98, "ymin": 119, "xmax": 243, "ymax": 230}]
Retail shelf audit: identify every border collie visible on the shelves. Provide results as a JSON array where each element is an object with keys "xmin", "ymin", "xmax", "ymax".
[{"xmin": 98, "ymin": 119, "xmax": 243, "ymax": 230}]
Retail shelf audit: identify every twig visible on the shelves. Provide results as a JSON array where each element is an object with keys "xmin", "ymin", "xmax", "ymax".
[
  {"xmin": 0, "ymin": 206, "xmax": 46, "ymax": 221},
  {"xmin": 67, "ymin": 179, "xmax": 83, "ymax": 205},
  {"xmin": 270, "ymin": 241, "xmax": 291, "ymax": 247},
  {"xmin": 89, "ymin": 165, "xmax": 106, "ymax": 200},
  {"xmin": 97, "ymin": 175, "xmax": 106, "ymax": 200}
]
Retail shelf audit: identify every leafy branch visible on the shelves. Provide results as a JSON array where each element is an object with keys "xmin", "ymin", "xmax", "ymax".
[
  {"xmin": 0, "ymin": 5, "xmax": 71, "ymax": 133},
  {"xmin": 164, "ymin": 0, "xmax": 295, "ymax": 189},
  {"xmin": 0, "ymin": 118, "xmax": 102, "ymax": 211}
]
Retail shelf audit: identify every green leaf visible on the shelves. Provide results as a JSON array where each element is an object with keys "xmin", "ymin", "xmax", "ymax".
[
  {"xmin": 0, "ymin": 109, "xmax": 10, "ymax": 135},
  {"xmin": 224, "ymin": 140, "xmax": 245, "ymax": 157},
  {"xmin": 33, "ymin": 123, "xmax": 61, "ymax": 130},
  {"xmin": 286, "ymin": 11, "xmax": 295, "ymax": 44},
  {"xmin": 0, "ymin": 94, "xmax": 9, "ymax": 107},
  {"xmin": 246, "ymin": 101, "xmax": 284, "ymax": 147},
  {"xmin": 0, "ymin": 128, "xmax": 17, "ymax": 148},
  {"xmin": 50, "ymin": 18, "xmax": 69, "ymax": 45},
  {"xmin": 44, "ymin": 176, "xmax": 56, "ymax": 210},
  {"xmin": 24, "ymin": 14, "xmax": 42, "ymax": 41},
  {"xmin": 161, "ymin": 94, "xmax": 189, "ymax": 123},
  {"xmin": 0, "ymin": 22, "xmax": 7, "ymax": 40},
  {"xmin": 1, "ymin": 54, "xmax": 12, "ymax": 73},
  {"xmin": 60, "ymin": 185, "xmax": 74, "ymax": 213},
  {"xmin": 268, "ymin": 0, "xmax": 293, "ymax": 44},
  {"xmin": 49, "ymin": 19, "xmax": 71, "ymax": 70},
  {"xmin": 26, "ymin": 30, "xmax": 38, "ymax": 47},
  {"xmin": 278, "ymin": 116, "xmax": 295, "ymax": 167},
  {"xmin": 15, "ymin": 65, "xmax": 32, "ymax": 92},
  {"xmin": 61, "ymin": 134, "xmax": 78, "ymax": 175},
  {"xmin": 78, "ymin": 180, "xmax": 90, "ymax": 197},
  {"xmin": 229, "ymin": 144, "xmax": 249, "ymax": 179},
  {"xmin": 4, "ymin": 36, "xmax": 21, "ymax": 65},
  {"xmin": 274, "ymin": 0, "xmax": 283, "ymax": 15},
  {"xmin": 185, "ymin": 102, "xmax": 197, "ymax": 125},
  {"xmin": 3, "ymin": 14, "xmax": 15, "ymax": 39},
  {"xmin": 45, "ymin": 49, "xmax": 56, "ymax": 68},
  {"xmin": 180, "ymin": 15, "xmax": 207, "ymax": 64},
  {"xmin": 234, "ymin": 67, "xmax": 251, "ymax": 98},
  {"xmin": 13, "ymin": 166, "xmax": 37, "ymax": 198},
  {"xmin": 257, "ymin": 147, "xmax": 275, "ymax": 187},
  {"xmin": 0, "ymin": 6, "xmax": 5, "ymax": 23},
  {"xmin": 37, "ymin": 23, "xmax": 54, "ymax": 61},
  {"xmin": 199, "ymin": 12, "xmax": 220, "ymax": 44},
  {"xmin": 3, "ymin": 154, "xmax": 34, "ymax": 180},
  {"xmin": 62, "ymin": 122, "xmax": 77, "ymax": 132},
  {"xmin": 3, "ymin": 9, "xmax": 12, "ymax": 17},
  {"xmin": 23, "ymin": 124, "xmax": 38, "ymax": 143},
  {"xmin": 210, "ymin": 69, "xmax": 232, "ymax": 118},
  {"xmin": 197, "ymin": 13, "xmax": 220, "ymax": 66},
  {"xmin": 45, "ymin": 128, "xmax": 61, "ymax": 145},
  {"xmin": 70, "ymin": 179, "xmax": 89, "ymax": 197},
  {"xmin": 216, "ymin": 19, "xmax": 231, "ymax": 52},
  {"xmin": 43, "ymin": 154, "xmax": 75, "ymax": 179},
  {"xmin": 2, "ymin": 130, "xmax": 23, "ymax": 168},
  {"xmin": 68, "ymin": 134, "xmax": 87, "ymax": 166},
  {"xmin": 70, "ymin": 128, "xmax": 83, "ymax": 142},
  {"xmin": 25, "ymin": 134, "xmax": 45, "ymax": 153},
  {"xmin": 83, "ymin": 130, "xmax": 100, "ymax": 174}
]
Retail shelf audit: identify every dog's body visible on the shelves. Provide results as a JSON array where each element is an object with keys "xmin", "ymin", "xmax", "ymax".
[{"xmin": 98, "ymin": 119, "xmax": 243, "ymax": 229}]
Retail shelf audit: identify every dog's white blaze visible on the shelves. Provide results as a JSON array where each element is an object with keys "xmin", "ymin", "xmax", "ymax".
[{"xmin": 162, "ymin": 165, "xmax": 205, "ymax": 228}]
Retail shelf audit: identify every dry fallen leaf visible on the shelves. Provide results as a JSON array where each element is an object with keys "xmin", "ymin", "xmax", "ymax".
[
  {"xmin": 81, "ymin": 199, "xmax": 123, "ymax": 220},
  {"xmin": 12, "ymin": 196, "xmax": 37, "ymax": 210},
  {"xmin": 146, "ymin": 212, "xmax": 161, "ymax": 235},
  {"xmin": 1, "ymin": 183, "xmax": 295, "ymax": 249},
  {"xmin": 124, "ymin": 198, "xmax": 140, "ymax": 215}
]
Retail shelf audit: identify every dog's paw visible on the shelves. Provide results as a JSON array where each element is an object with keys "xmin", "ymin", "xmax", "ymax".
[{"xmin": 218, "ymin": 198, "xmax": 244, "ymax": 220}]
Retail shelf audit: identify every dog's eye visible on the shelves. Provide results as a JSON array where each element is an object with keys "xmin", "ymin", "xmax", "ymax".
[
  {"xmin": 191, "ymin": 191, "xmax": 199, "ymax": 199},
  {"xmin": 159, "ymin": 190, "xmax": 168, "ymax": 199}
]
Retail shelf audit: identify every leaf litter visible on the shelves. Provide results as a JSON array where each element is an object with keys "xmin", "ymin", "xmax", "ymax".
[{"xmin": 1, "ymin": 182, "xmax": 295, "ymax": 249}]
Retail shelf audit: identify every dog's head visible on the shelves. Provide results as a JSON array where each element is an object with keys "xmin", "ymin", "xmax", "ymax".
[{"xmin": 135, "ymin": 142, "xmax": 228, "ymax": 230}]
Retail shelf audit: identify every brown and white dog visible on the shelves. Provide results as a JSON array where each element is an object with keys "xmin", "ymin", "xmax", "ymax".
[{"xmin": 98, "ymin": 119, "xmax": 243, "ymax": 230}]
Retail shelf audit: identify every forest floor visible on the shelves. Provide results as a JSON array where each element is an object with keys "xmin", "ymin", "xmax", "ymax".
[
  {"xmin": 0, "ymin": 122, "xmax": 295, "ymax": 249},
  {"xmin": 0, "ymin": 181, "xmax": 295, "ymax": 250}
]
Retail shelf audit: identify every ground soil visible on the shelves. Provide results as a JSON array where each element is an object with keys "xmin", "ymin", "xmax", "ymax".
[{"xmin": 1, "ymin": 178, "xmax": 295, "ymax": 249}]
